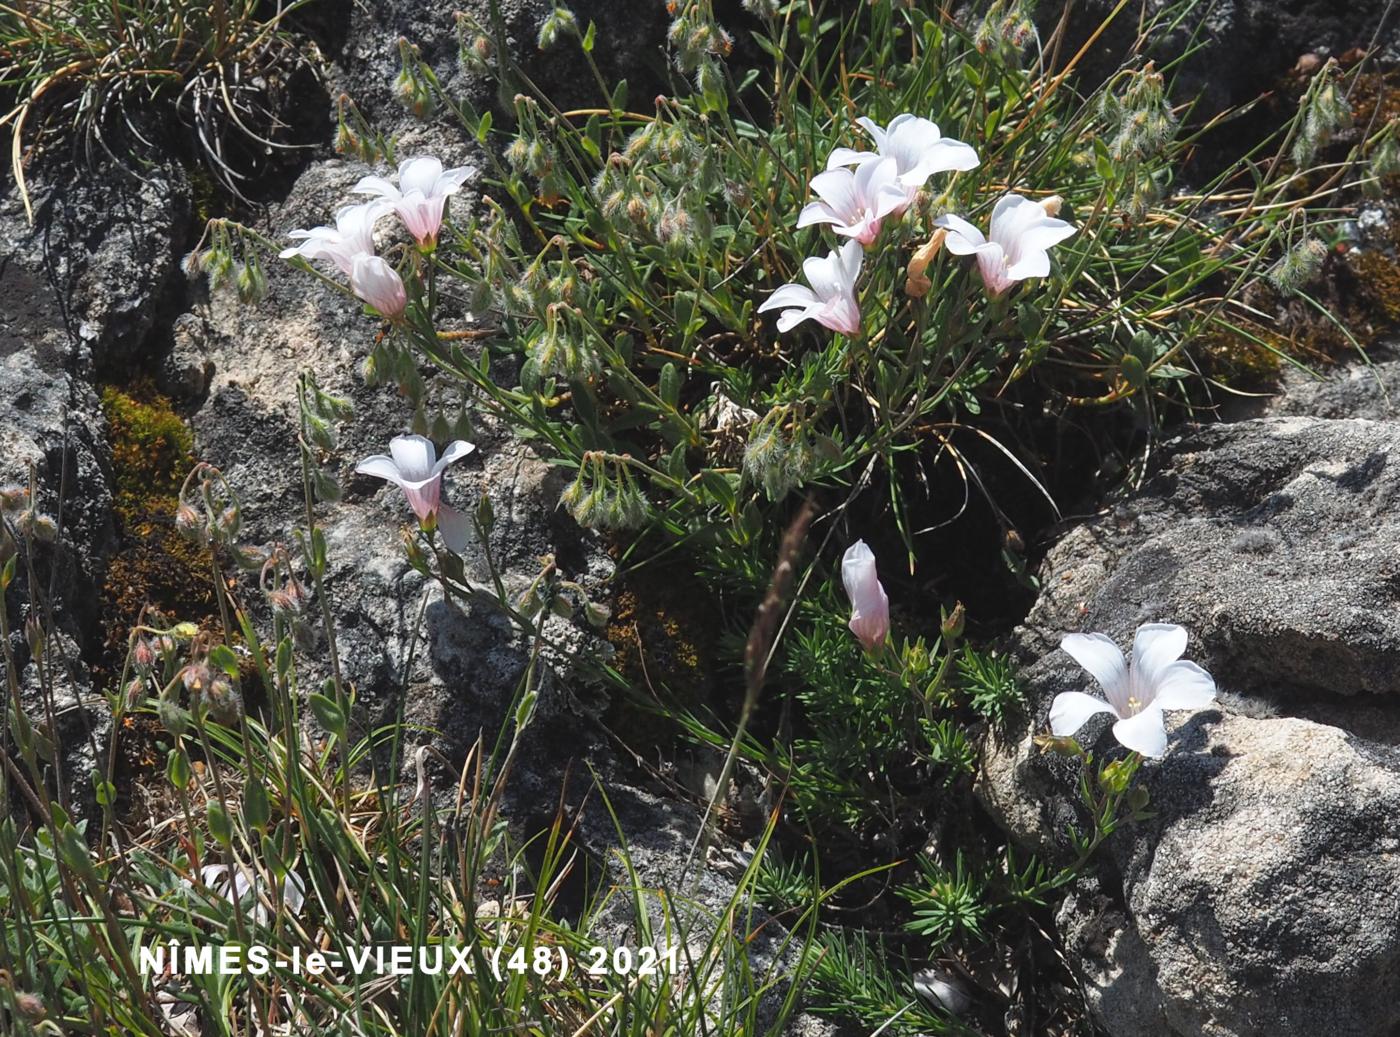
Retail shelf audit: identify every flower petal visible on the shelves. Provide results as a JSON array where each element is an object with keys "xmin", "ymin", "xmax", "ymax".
[
  {"xmin": 388, "ymin": 435, "xmax": 436, "ymax": 481},
  {"xmin": 826, "ymin": 146, "xmax": 874, "ymax": 169},
  {"xmin": 1060, "ymin": 632, "xmax": 1129, "ymax": 705},
  {"xmin": 1153, "ymin": 660, "xmax": 1217, "ymax": 711},
  {"xmin": 808, "ymin": 168, "xmax": 860, "ymax": 221},
  {"xmin": 796, "ymin": 200, "xmax": 839, "ymax": 229},
  {"xmin": 431, "ymin": 439, "xmax": 476, "ymax": 476},
  {"xmin": 1112, "ymin": 706, "xmax": 1168, "ymax": 758},
  {"xmin": 398, "ymin": 155, "xmax": 445, "ymax": 197},
  {"xmin": 436, "ymin": 504, "xmax": 471, "ymax": 553},
  {"xmin": 1004, "ymin": 248, "xmax": 1051, "ymax": 281},
  {"xmin": 855, "ymin": 116, "xmax": 887, "ymax": 148},
  {"xmin": 1132, "ymin": 623, "xmax": 1188, "ymax": 690},
  {"xmin": 1049, "ymin": 690, "xmax": 1119, "ymax": 735},
  {"xmin": 802, "ymin": 250, "xmax": 845, "ymax": 300},
  {"xmin": 355, "ymin": 454, "xmax": 403, "ymax": 484},
  {"xmin": 774, "ymin": 306, "xmax": 814, "ymax": 333},
  {"xmin": 351, "ymin": 175, "xmax": 399, "ymax": 200},
  {"xmin": 933, "ymin": 213, "xmax": 986, "ymax": 252},
  {"xmin": 759, "ymin": 283, "xmax": 819, "ymax": 313}
]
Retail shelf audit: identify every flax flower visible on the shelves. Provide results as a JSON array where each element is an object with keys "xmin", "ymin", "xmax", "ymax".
[
  {"xmin": 934, "ymin": 193, "xmax": 1075, "ymax": 296},
  {"xmin": 280, "ymin": 200, "xmax": 388, "ymax": 275},
  {"xmin": 349, "ymin": 255, "xmax": 408, "ymax": 320},
  {"xmin": 1050, "ymin": 623, "xmax": 1217, "ymax": 758},
  {"xmin": 841, "ymin": 540, "xmax": 890, "ymax": 652},
  {"xmin": 356, "ymin": 435, "xmax": 475, "ymax": 551},
  {"xmin": 797, "ymin": 157, "xmax": 908, "ymax": 245},
  {"xmin": 758, "ymin": 240, "xmax": 863, "ymax": 336},
  {"xmin": 352, "ymin": 155, "xmax": 473, "ymax": 249},
  {"xmin": 827, "ymin": 115, "xmax": 980, "ymax": 209}
]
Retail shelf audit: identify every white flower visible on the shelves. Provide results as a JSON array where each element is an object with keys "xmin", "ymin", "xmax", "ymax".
[
  {"xmin": 934, "ymin": 193, "xmax": 1075, "ymax": 296},
  {"xmin": 349, "ymin": 255, "xmax": 408, "ymax": 319},
  {"xmin": 196, "ymin": 864, "xmax": 305, "ymax": 925},
  {"xmin": 280, "ymin": 201, "xmax": 388, "ymax": 275},
  {"xmin": 797, "ymin": 157, "xmax": 908, "ymax": 245},
  {"xmin": 356, "ymin": 434, "xmax": 475, "ymax": 551},
  {"xmin": 841, "ymin": 540, "xmax": 890, "ymax": 652},
  {"xmin": 827, "ymin": 114, "xmax": 980, "ymax": 209},
  {"xmin": 1050, "ymin": 623, "xmax": 1218, "ymax": 758},
  {"xmin": 352, "ymin": 155, "xmax": 473, "ymax": 249},
  {"xmin": 758, "ymin": 240, "xmax": 863, "ymax": 336}
]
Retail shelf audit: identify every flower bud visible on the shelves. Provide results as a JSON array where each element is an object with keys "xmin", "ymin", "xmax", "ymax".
[
  {"xmin": 1033, "ymin": 732, "xmax": 1085, "ymax": 758},
  {"xmin": 0, "ymin": 485, "xmax": 28, "ymax": 511},
  {"xmin": 134, "ymin": 638, "xmax": 156, "ymax": 668},
  {"xmin": 940, "ymin": 601, "xmax": 966, "ymax": 642},
  {"xmin": 905, "ymin": 228, "xmax": 947, "ymax": 298},
  {"xmin": 175, "ymin": 503, "xmax": 205, "ymax": 544},
  {"xmin": 14, "ymin": 991, "xmax": 45, "ymax": 1022}
]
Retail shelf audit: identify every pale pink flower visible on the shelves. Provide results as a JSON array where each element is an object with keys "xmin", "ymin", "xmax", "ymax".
[
  {"xmin": 797, "ymin": 157, "xmax": 908, "ymax": 245},
  {"xmin": 352, "ymin": 155, "xmax": 473, "ymax": 249},
  {"xmin": 279, "ymin": 201, "xmax": 388, "ymax": 275},
  {"xmin": 349, "ymin": 255, "xmax": 408, "ymax": 319},
  {"xmin": 758, "ymin": 240, "xmax": 863, "ymax": 336},
  {"xmin": 1050, "ymin": 623, "xmax": 1218, "ymax": 758},
  {"xmin": 355, "ymin": 435, "xmax": 475, "ymax": 543},
  {"xmin": 827, "ymin": 114, "xmax": 980, "ymax": 211},
  {"xmin": 934, "ymin": 193, "xmax": 1076, "ymax": 296},
  {"xmin": 841, "ymin": 540, "xmax": 890, "ymax": 652}
]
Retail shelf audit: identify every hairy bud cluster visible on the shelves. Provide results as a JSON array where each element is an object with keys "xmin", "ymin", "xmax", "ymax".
[
  {"xmin": 743, "ymin": 408, "xmax": 817, "ymax": 501},
  {"xmin": 1100, "ymin": 66, "xmax": 1176, "ymax": 162},
  {"xmin": 560, "ymin": 452, "xmax": 650, "ymax": 530}
]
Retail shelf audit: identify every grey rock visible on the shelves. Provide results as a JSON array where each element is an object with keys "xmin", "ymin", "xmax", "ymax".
[
  {"xmin": 981, "ymin": 414, "xmax": 1400, "ymax": 1037},
  {"xmin": 1247, "ymin": 341, "xmax": 1400, "ymax": 422}
]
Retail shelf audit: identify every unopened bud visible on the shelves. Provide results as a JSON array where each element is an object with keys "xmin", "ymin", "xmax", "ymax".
[
  {"xmin": 134, "ymin": 638, "xmax": 156, "ymax": 667},
  {"xmin": 14, "ymin": 991, "xmax": 45, "ymax": 1022},
  {"xmin": 905, "ymin": 228, "xmax": 947, "ymax": 298},
  {"xmin": 940, "ymin": 601, "xmax": 966, "ymax": 641},
  {"xmin": 1034, "ymin": 732, "xmax": 1085, "ymax": 758},
  {"xmin": 0, "ymin": 485, "xmax": 28, "ymax": 511},
  {"xmin": 175, "ymin": 503, "xmax": 205, "ymax": 543}
]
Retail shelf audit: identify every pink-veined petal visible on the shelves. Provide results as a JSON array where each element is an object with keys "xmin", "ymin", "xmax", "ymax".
[
  {"xmin": 817, "ymin": 295, "xmax": 862, "ymax": 335},
  {"xmin": 1049, "ymin": 690, "xmax": 1119, "ymax": 735},
  {"xmin": 1153, "ymin": 660, "xmax": 1218, "ymax": 711},
  {"xmin": 1112, "ymin": 706, "xmax": 1168, "ymax": 758}
]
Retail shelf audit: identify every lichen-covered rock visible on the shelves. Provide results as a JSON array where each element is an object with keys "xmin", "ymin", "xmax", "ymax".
[{"xmin": 982, "ymin": 413, "xmax": 1400, "ymax": 1037}]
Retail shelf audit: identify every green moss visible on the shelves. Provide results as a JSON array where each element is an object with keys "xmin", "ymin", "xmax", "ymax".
[
  {"xmin": 98, "ymin": 381, "xmax": 211, "ymax": 659},
  {"xmin": 1197, "ymin": 321, "xmax": 1287, "ymax": 386}
]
